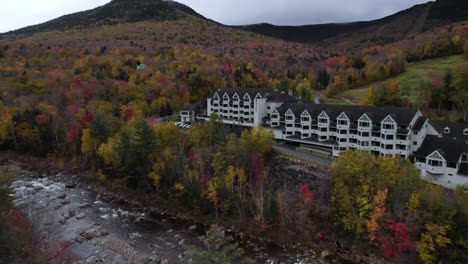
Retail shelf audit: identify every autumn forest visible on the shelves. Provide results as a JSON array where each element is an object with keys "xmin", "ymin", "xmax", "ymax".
[{"xmin": 0, "ymin": 0, "xmax": 468, "ymax": 263}]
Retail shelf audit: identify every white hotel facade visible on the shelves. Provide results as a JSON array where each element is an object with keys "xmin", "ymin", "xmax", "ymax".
[{"xmin": 181, "ymin": 88, "xmax": 468, "ymax": 189}]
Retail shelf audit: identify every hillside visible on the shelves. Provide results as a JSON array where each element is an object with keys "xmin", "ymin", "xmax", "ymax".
[
  {"xmin": 0, "ymin": 0, "xmax": 207, "ymax": 36},
  {"xmin": 238, "ymin": 0, "xmax": 468, "ymax": 47},
  {"xmin": 338, "ymin": 55, "xmax": 465, "ymax": 105}
]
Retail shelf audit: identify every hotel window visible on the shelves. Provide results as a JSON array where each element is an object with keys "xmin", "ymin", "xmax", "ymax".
[
  {"xmin": 359, "ymin": 121, "xmax": 370, "ymax": 127},
  {"xmin": 302, "ymin": 116, "xmax": 310, "ymax": 122},
  {"xmin": 428, "ymin": 160, "xmax": 442, "ymax": 167},
  {"xmin": 359, "ymin": 131, "xmax": 370, "ymax": 137},
  {"xmin": 339, "ymin": 129, "xmax": 347, "ymax": 135},
  {"xmin": 303, "ymin": 126, "xmax": 310, "ymax": 130},
  {"xmin": 271, "ymin": 114, "xmax": 279, "ymax": 119},
  {"xmin": 462, "ymin": 154, "xmax": 468, "ymax": 162},
  {"xmin": 320, "ymin": 127, "xmax": 327, "ymax": 132},
  {"xmin": 383, "ymin": 123, "xmax": 394, "ymax": 129},
  {"xmin": 338, "ymin": 120, "xmax": 348, "ymax": 125},
  {"xmin": 285, "ymin": 115, "xmax": 294, "ymax": 121},
  {"xmin": 319, "ymin": 118, "xmax": 328, "ymax": 124},
  {"xmin": 384, "ymin": 134, "xmax": 394, "ymax": 140}
]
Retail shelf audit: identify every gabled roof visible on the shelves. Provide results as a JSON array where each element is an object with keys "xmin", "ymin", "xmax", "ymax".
[
  {"xmin": 414, "ymin": 135, "xmax": 468, "ymax": 163},
  {"xmin": 412, "ymin": 116, "xmax": 427, "ymax": 132},
  {"xmin": 275, "ymin": 103, "xmax": 418, "ymax": 125},
  {"xmin": 429, "ymin": 120, "xmax": 468, "ymax": 139},
  {"xmin": 213, "ymin": 88, "xmax": 297, "ymax": 103}
]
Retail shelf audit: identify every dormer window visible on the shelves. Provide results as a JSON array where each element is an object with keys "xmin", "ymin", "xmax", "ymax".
[
  {"xmin": 302, "ymin": 116, "xmax": 310, "ymax": 122},
  {"xmin": 444, "ymin": 127, "xmax": 450, "ymax": 134},
  {"xmin": 338, "ymin": 120, "xmax": 348, "ymax": 125},
  {"xmin": 464, "ymin": 129, "xmax": 468, "ymax": 136},
  {"xmin": 462, "ymin": 153, "xmax": 468, "ymax": 162},
  {"xmin": 359, "ymin": 121, "xmax": 370, "ymax": 127},
  {"xmin": 383, "ymin": 123, "xmax": 394, "ymax": 130},
  {"xmin": 319, "ymin": 118, "xmax": 328, "ymax": 124}
]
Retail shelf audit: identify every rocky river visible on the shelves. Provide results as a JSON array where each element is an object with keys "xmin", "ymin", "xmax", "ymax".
[{"xmin": 8, "ymin": 162, "xmax": 333, "ymax": 264}]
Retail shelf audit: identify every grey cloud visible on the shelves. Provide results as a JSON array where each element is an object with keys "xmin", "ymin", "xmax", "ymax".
[
  {"xmin": 0, "ymin": 0, "xmax": 430, "ymax": 33},
  {"xmin": 178, "ymin": 0, "xmax": 430, "ymax": 25}
]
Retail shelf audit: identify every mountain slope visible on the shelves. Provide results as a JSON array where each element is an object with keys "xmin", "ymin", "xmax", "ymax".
[
  {"xmin": 238, "ymin": 0, "xmax": 468, "ymax": 44},
  {"xmin": 2, "ymin": 0, "xmax": 206, "ymax": 36}
]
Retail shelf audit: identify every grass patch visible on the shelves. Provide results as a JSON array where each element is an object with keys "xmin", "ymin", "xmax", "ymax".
[
  {"xmin": 324, "ymin": 98, "xmax": 353, "ymax": 105},
  {"xmin": 338, "ymin": 55, "xmax": 465, "ymax": 104}
]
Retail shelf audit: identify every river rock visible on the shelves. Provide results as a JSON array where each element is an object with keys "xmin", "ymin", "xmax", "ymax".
[
  {"xmin": 76, "ymin": 213, "xmax": 86, "ymax": 220},
  {"xmin": 58, "ymin": 218, "xmax": 67, "ymax": 224},
  {"xmin": 83, "ymin": 231, "xmax": 95, "ymax": 240},
  {"xmin": 321, "ymin": 250, "xmax": 331, "ymax": 258},
  {"xmin": 79, "ymin": 202, "xmax": 92, "ymax": 209},
  {"xmin": 24, "ymin": 182, "xmax": 33, "ymax": 188},
  {"xmin": 63, "ymin": 213, "xmax": 71, "ymax": 220},
  {"xmin": 57, "ymin": 193, "xmax": 66, "ymax": 199},
  {"xmin": 61, "ymin": 200, "xmax": 70, "ymax": 205},
  {"xmin": 99, "ymin": 228, "xmax": 109, "ymax": 236},
  {"xmin": 33, "ymin": 185, "xmax": 44, "ymax": 191},
  {"xmin": 68, "ymin": 210, "xmax": 76, "ymax": 217},
  {"xmin": 65, "ymin": 182, "xmax": 76, "ymax": 189},
  {"xmin": 189, "ymin": 225, "xmax": 197, "ymax": 230}
]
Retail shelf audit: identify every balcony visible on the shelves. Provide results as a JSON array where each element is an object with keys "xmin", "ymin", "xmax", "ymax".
[{"xmin": 425, "ymin": 164, "xmax": 446, "ymax": 175}]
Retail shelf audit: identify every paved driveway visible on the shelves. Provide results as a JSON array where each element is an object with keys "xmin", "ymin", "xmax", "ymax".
[{"xmin": 273, "ymin": 144, "xmax": 334, "ymax": 166}]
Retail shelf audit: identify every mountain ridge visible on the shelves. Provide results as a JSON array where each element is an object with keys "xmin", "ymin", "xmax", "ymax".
[
  {"xmin": 1, "ymin": 0, "xmax": 207, "ymax": 36},
  {"xmin": 237, "ymin": 0, "xmax": 468, "ymax": 44}
]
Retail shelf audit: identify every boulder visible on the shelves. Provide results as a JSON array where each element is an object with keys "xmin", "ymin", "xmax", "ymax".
[
  {"xmin": 33, "ymin": 185, "xmax": 44, "ymax": 191},
  {"xmin": 58, "ymin": 218, "xmax": 67, "ymax": 224},
  {"xmin": 99, "ymin": 228, "xmax": 109, "ymax": 236},
  {"xmin": 57, "ymin": 193, "xmax": 66, "ymax": 199},
  {"xmin": 76, "ymin": 213, "xmax": 86, "ymax": 220},
  {"xmin": 65, "ymin": 182, "xmax": 76, "ymax": 189},
  {"xmin": 83, "ymin": 231, "xmax": 95, "ymax": 240},
  {"xmin": 79, "ymin": 202, "xmax": 92, "ymax": 209},
  {"xmin": 189, "ymin": 225, "xmax": 197, "ymax": 230},
  {"xmin": 61, "ymin": 200, "xmax": 70, "ymax": 205},
  {"xmin": 321, "ymin": 250, "xmax": 331, "ymax": 258}
]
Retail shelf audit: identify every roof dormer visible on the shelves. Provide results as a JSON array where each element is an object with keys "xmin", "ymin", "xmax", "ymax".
[
  {"xmin": 464, "ymin": 128, "xmax": 468, "ymax": 136},
  {"xmin": 444, "ymin": 127, "xmax": 450, "ymax": 134},
  {"xmin": 285, "ymin": 109, "xmax": 295, "ymax": 121},
  {"xmin": 318, "ymin": 111, "xmax": 329, "ymax": 124}
]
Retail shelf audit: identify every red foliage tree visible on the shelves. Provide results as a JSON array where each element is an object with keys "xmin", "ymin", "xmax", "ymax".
[{"xmin": 379, "ymin": 221, "xmax": 414, "ymax": 257}]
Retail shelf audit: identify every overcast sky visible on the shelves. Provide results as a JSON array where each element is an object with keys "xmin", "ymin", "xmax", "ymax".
[{"xmin": 0, "ymin": 0, "xmax": 430, "ymax": 33}]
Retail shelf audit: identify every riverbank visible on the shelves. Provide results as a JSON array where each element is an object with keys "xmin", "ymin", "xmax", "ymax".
[{"xmin": 1, "ymin": 151, "xmax": 386, "ymax": 263}]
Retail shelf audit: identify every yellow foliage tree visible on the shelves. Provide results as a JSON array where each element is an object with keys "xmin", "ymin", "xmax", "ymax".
[
  {"xmin": 81, "ymin": 128, "xmax": 94, "ymax": 155},
  {"xmin": 416, "ymin": 223, "xmax": 451, "ymax": 264}
]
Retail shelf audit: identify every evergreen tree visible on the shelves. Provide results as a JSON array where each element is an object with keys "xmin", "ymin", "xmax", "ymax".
[{"xmin": 184, "ymin": 225, "xmax": 253, "ymax": 264}]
